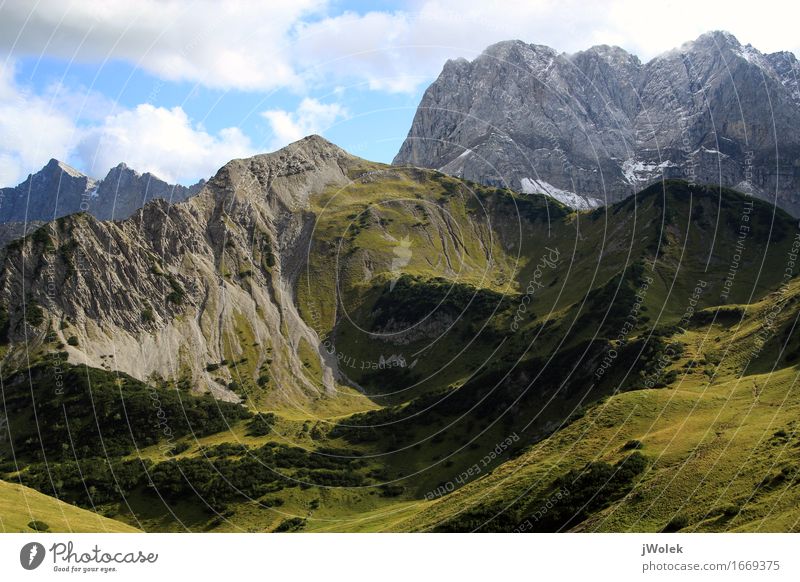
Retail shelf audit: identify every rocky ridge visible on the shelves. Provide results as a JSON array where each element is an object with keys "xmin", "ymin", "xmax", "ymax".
[
  {"xmin": 394, "ymin": 31, "xmax": 800, "ymax": 214},
  {"xmin": 0, "ymin": 136, "xmax": 360, "ymax": 404},
  {"xmin": 0, "ymin": 159, "xmax": 204, "ymax": 225}
]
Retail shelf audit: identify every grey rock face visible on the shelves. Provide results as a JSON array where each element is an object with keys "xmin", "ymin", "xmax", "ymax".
[
  {"xmin": 0, "ymin": 159, "xmax": 204, "ymax": 224},
  {"xmin": 92, "ymin": 163, "xmax": 205, "ymax": 220},
  {"xmin": 394, "ymin": 31, "xmax": 800, "ymax": 214},
  {"xmin": 0, "ymin": 136, "xmax": 359, "ymax": 404},
  {"xmin": 0, "ymin": 159, "xmax": 97, "ymax": 223}
]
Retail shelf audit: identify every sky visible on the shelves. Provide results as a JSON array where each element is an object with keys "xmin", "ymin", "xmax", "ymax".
[{"xmin": 1, "ymin": 0, "xmax": 799, "ymax": 186}]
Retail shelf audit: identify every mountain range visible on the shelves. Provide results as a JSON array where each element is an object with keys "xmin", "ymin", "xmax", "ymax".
[
  {"xmin": 2, "ymin": 31, "xmax": 800, "ymax": 534},
  {"xmin": 2, "ymin": 136, "xmax": 800, "ymax": 533},
  {"xmin": 0, "ymin": 158, "xmax": 204, "ymax": 224},
  {"xmin": 394, "ymin": 31, "xmax": 800, "ymax": 214}
]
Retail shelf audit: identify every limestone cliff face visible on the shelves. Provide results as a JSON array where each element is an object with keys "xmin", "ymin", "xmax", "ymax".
[
  {"xmin": 394, "ymin": 31, "xmax": 800, "ymax": 215},
  {"xmin": 0, "ymin": 136, "xmax": 360, "ymax": 405}
]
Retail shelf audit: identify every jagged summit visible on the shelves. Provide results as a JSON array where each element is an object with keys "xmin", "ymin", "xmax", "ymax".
[
  {"xmin": 43, "ymin": 158, "xmax": 90, "ymax": 180},
  {"xmin": 394, "ymin": 31, "xmax": 800, "ymax": 214},
  {"xmin": 263, "ymin": 134, "xmax": 354, "ymax": 160},
  {"xmin": 0, "ymin": 159, "xmax": 203, "ymax": 223}
]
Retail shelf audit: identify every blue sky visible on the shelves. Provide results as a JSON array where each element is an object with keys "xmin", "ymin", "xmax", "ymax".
[
  {"xmin": 1, "ymin": 0, "xmax": 798, "ymax": 186},
  {"xmin": 13, "ymin": 54, "xmax": 421, "ymax": 165}
]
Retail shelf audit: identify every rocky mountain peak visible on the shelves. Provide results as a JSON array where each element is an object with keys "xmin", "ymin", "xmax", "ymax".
[
  {"xmin": 32, "ymin": 158, "xmax": 93, "ymax": 186},
  {"xmin": 689, "ymin": 29, "xmax": 742, "ymax": 50},
  {"xmin": 394, "ymin": 31, "xmax": 800, "ymax": 214},
  {"xmin": 1, "ymin": 159, "xmax": 202, "ymax": 224}
]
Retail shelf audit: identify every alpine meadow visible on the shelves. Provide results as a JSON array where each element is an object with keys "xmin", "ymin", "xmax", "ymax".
[{"xmin": 2, "ymin": 10, "xmax": 800, "ymax": 541}]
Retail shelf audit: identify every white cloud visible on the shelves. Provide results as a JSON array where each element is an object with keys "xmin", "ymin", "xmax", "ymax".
[
  {"xmin": 0, "ymin": 62, "xmax": 253, "ymax": 185},
  {"xmin": 77, "ymin": 104, "xmax": 254, "ymax": 183},
  {"xmin": 261, "ymin": 98, "xmax": 347, "ymax": 150},
  {"xmin": 0, "ymin": 0, "xmax": 324, "ymax": 91},
  {"xmin": 0, "ymin": 61, "xmax": 77, "ymax": 185},
  {"xmin": 2, "ymin": 0, "xmax": 800, "ymax": 185},
  {"xmin": 2, "ymin": 0, "xmax": 799, "ymax": 95},
  {"xmin": 295, "ymin": 0, "xmax": 800, "ymax": 93}
]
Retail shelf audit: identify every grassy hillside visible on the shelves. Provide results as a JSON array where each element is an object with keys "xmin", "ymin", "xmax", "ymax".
[
  {"xmin": 3, "ymin": 178, "xmax": 800, "ymax": 532},
  {"xmin": 0, "ymin": 480, "xmax": 139, "ymax": 532}
]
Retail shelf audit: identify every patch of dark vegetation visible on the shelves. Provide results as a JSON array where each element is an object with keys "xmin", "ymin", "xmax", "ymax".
[
  {"xmin": 492, "ymin": 187, "xmax": 571, "ymax": 222},
  {"xmin": 11, "ymin": 440, "xmax": 374, "ymax": 513},
  {"xmin": 371, "ymin": 274, "xmax": 508, "ymax": 327},
  {"xmin": 165, "ymin": 274, "xmax": 185, "ymax": 304},
  {"xmin": 662, "ymin": 513, "xmax": 690, "ymax": 532},
  {"xmin": 434, "ymin": 452, "xmax": 648, "ymax": 532},
  {"xmin": 24, "ymin": 296, "xmax": 45, "ymax": 328},
  {"xmin": 1, "ymin": 361, "xmax": 251, "ymax": 461},
  {"xmin": 246, "ymin": 413, "xmax": 277, "ymax": 437},
  {"xmin": 576, "ymin": 262, "xmax": 650, "ymax": 333},
  {"xmin": 0, "ymin": 304, "xmax": 9, "ymax": 343},
  {"xmin": 28, "ymin": 520, "xmax": 50, "ymax": 532},
  {"xmin": 691, "ymin": 305, "xmax": 745, "ymax": 326},
  {"xmin": 332, "ymin": 337, "xmax": 611, "ymax": 452},
  {"xmin": 274, "ymin": 517, "xmax": 306, "ymax": 532}
]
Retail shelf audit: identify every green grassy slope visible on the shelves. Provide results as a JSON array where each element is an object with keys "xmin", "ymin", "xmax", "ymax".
[
  {"xmin": 0, "ymin": 479, "xmax": 139, "ymax": 532},
  {"xmin": 3, "ymin": 178, "xmax": 800, "ymax": 532}
]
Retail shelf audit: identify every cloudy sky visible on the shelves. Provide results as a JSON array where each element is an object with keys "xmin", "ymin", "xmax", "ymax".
[{"xmin": 1, "ymin": 0, "xmax": 797, "ymax": 185}]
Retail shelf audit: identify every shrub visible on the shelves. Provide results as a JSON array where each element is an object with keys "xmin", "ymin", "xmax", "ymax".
[
  {"xmin": 722, "ymin": 504, "xmax": 741, "ymax": 518},
  {"xmin": 165, "ymin": 275, "xmax": 185, "ymax": 304},
  {"xmin": 26, "ymin": 298, "xmax": 45, "ymax": 327},
  {"xmin": 274, "ymin": 518, "xmax": 305, "ymax": 532},
  {"xmin": 379, "ymin": 484, "xmax": 405, "ymax": 497},
  {"xmin": 28, "ymin": 520, "xmax": 50, "ymax": 532},
  {"xmin": 66, "ymin": 336, "xmax": 79, "ymax": 347},
  {"xmin": 169, "ymin": 442, "xmax": 191, "ymax": 456},
  {"xmin": 663, "ymin": 514, "xmax": 689, "ymax": 532},
  {"xmin": 623, "ymin": 439, "xmax": 643, "ymax": 450},
  {"xmin": 141, "ymin": 307, "xmax": 155, "ymax": 323},
  {"xmin": 0, "ymin": 305, "xmax": 9, "ymax": 343},
  {"xmin": 247, "ymin": 413, "xmax": 277, "ymax": 436}
]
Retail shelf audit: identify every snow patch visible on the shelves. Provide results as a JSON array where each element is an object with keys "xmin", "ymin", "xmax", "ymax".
[
  {"xmin": 621, "ymin": 158, "xmax": 676, "ymax": 184},
  {"xmin": 698, "ymin": 147, "xmax": 728, "ymax": 156},
  {"xmin": 735, "ymin": 44, "xmax": 765, "ymax": 66},
  {"xmin": 520, "ymin": 178, "xmax": 602, "ymax": 210}
]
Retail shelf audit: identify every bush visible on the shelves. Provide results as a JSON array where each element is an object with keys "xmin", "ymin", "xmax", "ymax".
[
  {"xmin": 623, "ymin": 439, "xmax": 643, "ymax": 450},
  {"xmin": 169, "ymin": 442, "xmax": 191, "ymax": 456},
  {"xmin": 0, "ymin": 305, "xmax": 9, "ymax": 343},
  {"xmin": 522, "ymin": 453, "xmax": 648, "ymax": 532},
  {"xmin": 663, "ymin": 514, "xmax": 689, "ymax": 532},
  {"xmin": 26, "ymin": 298, "xmax": 45, "ymax": 327},
  {"xmin": 66, "ymin": 335, "xmax": 79, "ymax": 347},
  {"xmin": 165, "ymin": 275, "xmax": 185, "ymax": 304},
  {"xmin": 141, "ymin": 307, "xmax": 155, "ymax": 323},
  {"xmin": 722, "ymin": 504, "xmax": 741, "ymax": 518},
  {"xmin": 247, "ymin": 413, "xmax": 277, "ymax": 436},
  {"xmin": 28, "ymin": 520, "xmax": 50, "ymax": 532},
  {"xmin": 274, "ymin": 517, "xmax": 305, "ymax": 532}
]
